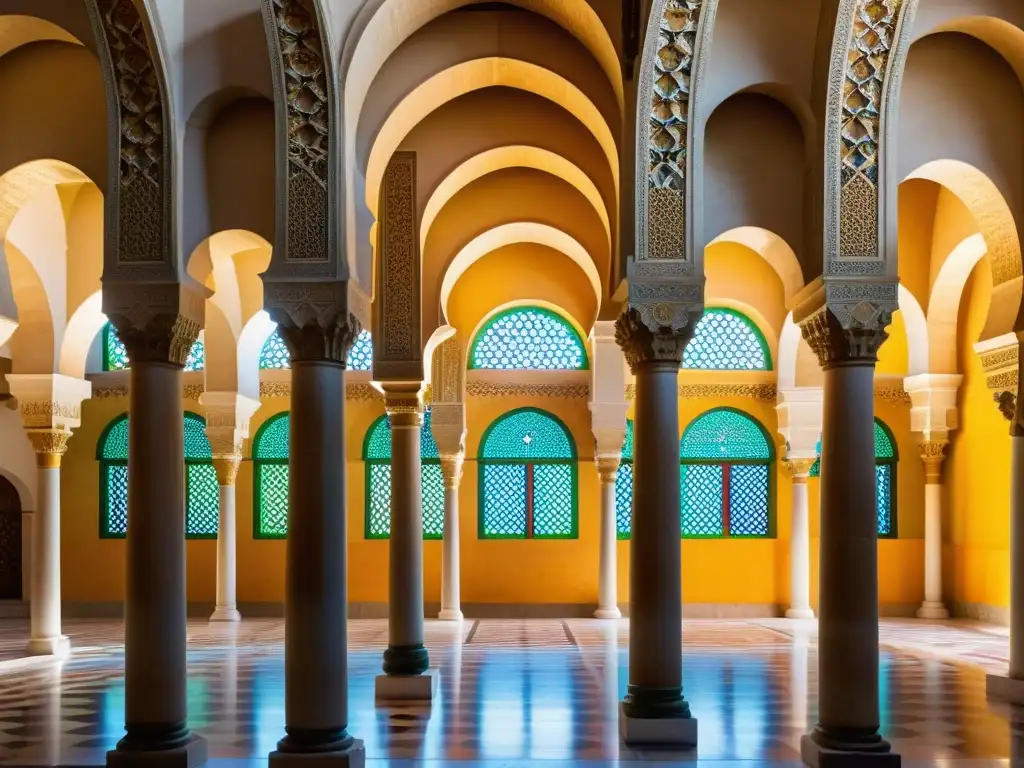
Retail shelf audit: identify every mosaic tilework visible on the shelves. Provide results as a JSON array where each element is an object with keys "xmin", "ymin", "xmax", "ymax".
[{"xmin": 0, "ymin": 618, "xmax": 1021, "ymax": 766}]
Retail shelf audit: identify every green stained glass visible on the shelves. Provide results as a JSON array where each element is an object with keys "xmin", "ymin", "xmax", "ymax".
[
  {"xmin": 184, "ymin": 413, "xmax": 213, "ymax": 459},
  {"xmin": 680, "ymin": 408, "xmax": 771, "ymax": 460},
  {"xmin": 103, "ymin": 464, "xmax": 128, "ymax": 536},
  {"xmin": 366, "ymin": 463, "xmax": 392, "ymax": 538},
  {"xmin": 877, "ymin": 465, "xmax": 893, "ymax": 536},
  {"xmin": 729, "ymin": 465, "xmax": 769, "ymax": 536},
  {"xmin": 615, "ymin": 461, "xmax": 633, "ymax": 538},
  {"xmin": 469, "ymin": 307, "xmax": 588, "ymax": 370},
  {"xmin": 480, "ymin": 408, "xmax": 575, "ymax": 460},
  {"xmin": 683, "ymin": 308, "xmax": 771, "ymax": 370},
  {"xmin": 875, "ymin": 420, "xmax": 896, "ymax": 458},
  {"xmin": 421, "ymin": 463, "xmax": 445, "ymax": 538},
  {"xmin": 681, "ymin": 464, "xmax": 724, "ymax": 536},
  {"xmin": 481, "ymin": 464, "xmax": 528, "ymax": 537},
  {"xmin": 260, "ymin": 328, "xmax": 373, "ymax": 370},
  {"xmin": 533, "ymin": 464, "xmax": 575, "ymax": 536},
  {"xmin": 253, "ymin": 413, "xmax": 290, "ymax": 538},
  {"xmin": 622, "ymin": 420, "xmax": 634, "ymax": 460},
  {"xmin": 100, "ymin": 416, "xmax": 129, "ymax": 460},
  {"xmin": 186, "ymin": 463, "xmax": 219, "ymax": 537},
  {"xmin": 809, "ymin": 457, "xmax": 820, "ymax": 477},
  {"xmin": 103, "ymin": 323, "xmax": 202, "ymax": 372}
]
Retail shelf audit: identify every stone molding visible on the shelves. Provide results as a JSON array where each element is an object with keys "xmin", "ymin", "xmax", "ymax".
[
  {"xmin": 590, "ymin": 401, "xmax": 629, "ymax": 458},
  {"xmin": 466, "ymin": 381, "xmax": 589, "ymax": 399},
  {"xmin": 382, "ymin": 383, "xmax": 426, "ymax": 428},
  {"xmin": 430, "ymin": 402, "xmax": 466, "ymax": 457},
  {"xmin": 626, "ymin": 381, "xmax": 777, "ymax": 401},
  {"xmin": 200, "ymin": 392, "xmax": 261, "ymax": 458},
  {"xmin": 431, "ymin": 332, "xmax": 463, "ymax": 405},
  {"xmin": 775, "ymin": 387, "xmax": 823, "ymax": 458},
  {"xmin": 6, "ymin": 374, "xmax": 92, "ymax": 432},
  {"xmin": 904, "ymin": 373, "xmax": 962, "ymax": 442},
  {"xmin": 975, "ymin": 334, "xmax": 1020, "ymax": 424}
]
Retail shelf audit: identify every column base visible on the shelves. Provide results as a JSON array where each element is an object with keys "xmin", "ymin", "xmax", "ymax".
[
  {"xmin": 594, "ymin": 606, "xmax": 622, "ymax": 620},
  {"xmin": 437, "ymin": 609, "xmax": 463, "ymax": 621},
  {"xmin": 618, "ymin": 703, "xmax": 697, "ymax": 747},
  {"xmin": 382, "ymin": 643, "xmax": 429, "ymax": 675},
  {"xmin": 915, "ymin": 601, "xmax": 949, "ymax": 620},
  {"xmin": 107, "ymin": 734, "xmax": 207, "ymax": 768},
  {"xmin": 986, "ymin": 672, "xmax": 1024, "ymax": 703},
  {"xmin": 785, "ymin": 607, "xmax": 816, "ymax": 620},
  {"xmin": 270, "ymin": 740, "xmax": 365, "ymax": 768},
  {"xmin": 209, "ymin": 606, "xmax": 242, "ymax": 622},
  {"xmin": 800, "ymin": 734, "xmax": 900, "ymax": 767},
  {"xmin": 375, "ymin": 669, "xmax": 439, "ymax": 701},
  {"xmin": 26, "ymin": 635, "xmax": 70, "ymax": 657}
]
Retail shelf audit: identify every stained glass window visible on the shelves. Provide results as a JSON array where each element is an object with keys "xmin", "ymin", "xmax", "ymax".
[
  {"xmin": 259, "ymin": 327, "xmax": 373, "ymax": 371},
  {"xmin": 363, "ymin": 411, "xmax": 444, "ymax": 539},
  {"xmin": 683, "ymin": 308, "xmax": 771, "ymax": 371},
  {"xmin": 253, "ymin": 412, "xmax": 290, "ymax": 538},
  {"xmin": 98, "ymin": 413, "xmax": 219, "ymax": 538},
  {"xmin": 478, "ymin": 408, "xmax": 577, "ymax": 538},
  {"xmin": 102, "ymin": 322, "xmax": 204, "ymax": 372},
  {"xmin": 807, "ymin": 420, "xmax": 897, "ymax": 537},
  {"xmin": 679, "ymin": 408, "xmax": 773, "ymax": 538},
  {"xmin": 615, "ymin": 420, "xmax": 634, "ymax": 539},
  {"xmin": 469, "ymin": 307, "xmax": 588, "ymax": 370}
]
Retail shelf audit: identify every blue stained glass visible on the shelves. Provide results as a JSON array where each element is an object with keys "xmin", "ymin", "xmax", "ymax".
[
  {"xmin": 622, "ymin": 420, "xmax": 634, "ymax": 460},
  {"xmin": 480, "ymin": 409, "xmax": 575, "ymax": 460},
  {"xmin": 681, "ymin": 464, "xmax": 724, "ymax": 536},
  {"xmin": 681, "ymin": 409, "xmax": 771, "ymax": 460},
  {"xmin": 481, "ymin": 464, "xmax": 528, "ymax": 536},
  {"xmin": 470, "ymin": 307, "xmax": 588, "ymax": 370},
  {"xmin": 683, "ymin": 308, "xmax": 771, "ymax": 371},
  {"xmin": 364, "ymin": 411, "xmax": 439, "ymax": 460},
  {"xmin": 259, "ymin": 328, "xmax": 373, "ymax": 370}
]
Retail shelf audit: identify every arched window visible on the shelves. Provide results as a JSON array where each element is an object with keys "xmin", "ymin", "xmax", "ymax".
[
  {"xmin": 808, "ymin": 419, "xmax": 898, "ymax": 537},
  {"xmin": 259, "ymin": 327, "xmax": 373, "ymax": 371},
  {"xmin": 680, "ymin": 408, "xmax": 774, "ymax": 537},
  {"xmin": 253, "ymin": 412, "xmax": 290, "ymax": 539},
  {"xmin": 615, "ymin": 419, "xmax": 634, "ymax": 538},
  {"xmin": 102, "ymin": 322, "xmax": 205, "ymax": 372},
  {"xmin": 682, "ymin": 308, "xmax": 771, "ymax": 370},
  {"xmin": 478, "ymin": 408, "xmax": 577, "ymax": 538},
  {"xmin": 98, "ymin": 413, "xmax": 220, "ymax": 538},
  {"xmin": 469, "ymin": 306, "xmax": 588, "ymax": 370},
  {"xmin": 362, "ymin": 411, "xmax": 444, "ymax": 539}
]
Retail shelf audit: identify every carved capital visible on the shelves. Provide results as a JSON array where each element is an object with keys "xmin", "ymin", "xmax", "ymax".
[
  {"xmin": 439, "ymin": 454, "xmax": 464, "ymax": 490},
  {"xmin": 614, "ymin": 307, "xmax": 696, "ymax": 373},
  {"xmin": 784, "ymin": 457, "xmax": 816, "ymax": 482},
  {"xmin": 212, "ymin": 456, "xmax": 242, "ymax": 487},
  {"xmin": 7, "ymin": 375, "xmax": 93, "ymax": 435},
  {"xmin": 919, "ymin": 440, "xmax": 947, "ymax": 484},
  {"xmin": 596, "ymin": 455, "xmax": 621, "ymax": 485},
  {"xmin": 266, "ymin": 284, "xmax": 361, "ymax": 365},
  {"xmin": 798, "ymin": 301, "xmax": 891, "ymax": 370},
  {"xmin": 200, "ymin": 391, "xmax": 261, "ymax": 459},
  {"xmin": 27, "ymin": 429, "xmax": 71, "ymax": 468},
  {"xmin": 383, "ymin": 383, "xmax": 425, "ymax": 428},
  {"xmin": 103, "ymin": 282, "xmax": 206, "ymax": 368}
]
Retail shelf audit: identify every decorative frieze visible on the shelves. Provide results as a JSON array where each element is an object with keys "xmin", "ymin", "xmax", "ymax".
[
  {"xmin": 919, "ymin": 440, "xmax": 947, "ymax": 485},
  {"xmin": 200, "ymin": 392, "xmax": 261, "ymax": 460},
  {"xmin": 6, "ymin": 375, "xmax": 92, "ymax": 432},
  {"xmin": 466, "ymin": 381, "xmax": 590, "ymax": 399},
  {"xmin": 383, "ymin": 384, "xmax": 425, "ymax": 429},
  {"xmin": 625, "ymin": 382, "xmax": 777, "ymax": 401}
]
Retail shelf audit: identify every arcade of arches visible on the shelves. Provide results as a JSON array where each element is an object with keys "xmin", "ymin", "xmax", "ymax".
[{"xmin": 3, "ymin": 0, "xmax": 1024, "ymax": 766}]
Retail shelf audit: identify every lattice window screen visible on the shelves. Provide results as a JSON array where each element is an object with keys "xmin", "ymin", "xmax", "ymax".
[
  {"xmin": 683, "ymin": 308, "xmax": 771, "ymax": 371},
  {"xmin": 469, "ymin": 307, "xmax": 588, "ymax": 370},
  {"xmin": 254, "ymin": 413, "xmax": 290, "ymax": 538}
]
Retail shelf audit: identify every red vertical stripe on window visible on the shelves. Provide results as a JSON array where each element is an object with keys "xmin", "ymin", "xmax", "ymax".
[
  {"xmin": 525, "ymin": 463, "xmax": 534, "ymax": 538},
  {"xmin": 721, "ymin": 463, "xmax": 731, "ymax": 537}
]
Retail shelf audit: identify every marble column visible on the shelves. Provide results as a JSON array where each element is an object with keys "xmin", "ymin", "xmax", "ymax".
[
  {"xmin": 269, "ymin": 315, "xmax": 363, "ymax": 766},
  {"xmin": 614, "ymin": 311, "xmax": 696, "ymax": 745},
  {"xmin": 210, "ymin": 457, "xmax": 242, "ymax": 622},
  {"xmin": 785, "ymin": 458, "xmax": 815, "ymax": 620},
  {"xmin": 798, "ymin": 307, "xmax": 896, "ymax": 766},
  {"xmin": 438, "ymin": 453, "xmax": 463, "ymax": 621},
  {"xmin": 917, "ymin": 442, "xmax": 949, "ymax": 619},
  {"xmin": 25, "ymin": 430, "xmax": 70, "ymax": 656},
  {"xmin": 376, "ymin": 387, "xmax": 435, "ymax": 701},
  {"xmin": 595, "ymin": 455, "xmax": 622, "ymax": 619}
]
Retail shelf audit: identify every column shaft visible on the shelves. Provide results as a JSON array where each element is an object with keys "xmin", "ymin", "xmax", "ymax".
[
  {"xmin": 1011, "ymin": 435, "xmax": 1024, "ymax": 678},
  {"xmin": 439, "ymin": 457, "xmax": 462, "ymax": 621},
  {"xmin": 385, "ymin": 410, "xmax": 428, "ymax": 674},
  {"xmin": 595, "ymin": 459, "xmax": 621, "ymax": 619},
  {"xmin": 122, "ymin": 362, "xmax": 189, "ymax": 750},
  {"xmin": 786, "ymin": 465, "xmax": 813, "ymax": 620},
  {"xmin": 27, "ymin": 447, "xmax": 67, "ymax": 655},
  {"xmin": 813, "ymin": 362, "xmax": 887, "ymax": 752},
  {"xmin": 625, "ymin": 362, "xmax": 689, "ymax": 718},
  {"xmin": 211, "ymin": 458, "xmax": 241, "ymax": 622},
  {"xmin": 278, "ymin": 361, "xmax": 352, "ymax": 753}
]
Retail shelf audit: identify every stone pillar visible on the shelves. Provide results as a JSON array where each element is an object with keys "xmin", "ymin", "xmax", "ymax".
[
  {"xmin": 595, "ymin": 455, "xmax": 622, "ymax": 619},
  {"xmin": 797, "ymin": 303, "xmax": 896, "ymax": 766},
  {"xmin": 614, "ymin": 310, "xmax": 697, "ymax": 746},
  {"xmin": 6, "ymin": 375, "xmax": 92, "ymax": 657},
  {"xmin": 375, "ymin": 386, "xmax": 436, "ymax": 701},
  {"xmin": 268, "ymin": 312, "xmax": 364, "ymax": 766},
  {"xmin": 784, "ymin": 458, "xmax": 816, "ymax": 620},
  {"xmin": 200, "ymin": 392, "xmax": 260, "ymax": 624},
  {"xmin": 438, "ymin": 453, "xmax": 463, "ymax": 621},
  {"xmin": 917, "ymin": 442, "xmax": 949, "ymax": 619}
]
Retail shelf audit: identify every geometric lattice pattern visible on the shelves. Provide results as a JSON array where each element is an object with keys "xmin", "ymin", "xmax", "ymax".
[
  {"xmin": 683, "ymin": 308, "xmax": 771, "ymax": 371},
  {"xmin": 364, "ymin": 412, "xmax": 444, "ymax": 539},
  {"xmin": 877, "ymin": 464, "xmax": 893, "ymax": 536},
  {"xmin": 102, "ymin": 322, "xmax": 204, "ymax": 372},
  {"xmin": 615, "ymin": 461, "xmax": 633, "ymax": 539},
  {"xmin": 469, "ymin": 307, "xmax": 588, "ymax": 370},
  {"xmin": 259, "ymin": 328, "xmax": 373, "ymax": 371},
  {"xmin": 533, "ymin": 464, "xmax": 574, "ymax": 537},
  {"xmin": 681, "ymin": 464, "xmax": 724, "ymax": 536},
  {"xmin": 729, "ymin": 465, "xmax": 769, "ymax": 536},
  {"xmin": 480, "ymin": 409, "xmax": 575, "ymax": 460},
  {"xmin": 481, "ymin": 464, "xmax": 528, "ymax": 537},
  {"xmin": 680, "ymin": 409, "xmax": 771, "ymax": 460},
  {"xmin": 621, "ymin": 419, "xmax": 634, "ymax": 460},
  {"xmin": 103, "ymin": 464, "xmax": 129, "ymax": 537},
  {"xmin": 253, "ymin": 413, "xmax": 290, "ymax": 538},
  {"xmin": 875, "ymin": 420, "xmax": 896, "ymax": 458}
]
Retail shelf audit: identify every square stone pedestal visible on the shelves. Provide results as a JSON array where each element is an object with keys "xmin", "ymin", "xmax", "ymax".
[
  {"xmin": 987, "ymin": 672, "xmax": 1024, "ymax": 703},
  {"xmin": 269, "ymin": 740, "xmax": 365, "ymax": 768},
  {"xmin": 800, "ymin": 735, "xmax": 901, "ymax": 767},
  {"xmin": 375, "ymin": 669, "xmax": 439, "ymax": 701},
  {"xmin": 618, "ymin": 704, "xmax": 697, "ymax": 747},
  {"xmin": 26, "ymin": 634, "xmax": 70, "ymax": 658},
  {"xmin": 107, "ymin": 734, "xmax": 208, "ymax": 768}
]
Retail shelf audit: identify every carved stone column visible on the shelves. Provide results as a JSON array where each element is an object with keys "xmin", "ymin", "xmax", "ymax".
[
  {"xmin": 917, "ymin": 442, "xmax": 949, "ymax": 619},
  {"xmin": 595, "ymin": 455, "xmax": 622, "ymax": 619},
  {"xmin": 614, "ymin": 310, "xmax": 697, "ymax": 746},
  {"xmin": 438, "ymin": 453, "xmax": 464, "ymax": 621},
  {"xmin": 6, "ymin": 375, "xmax": 91, "ymax": 657},
  {"xmin": 784, "ymin": 458, "xmax": 816, "ymax": 620},
  {"xmin": 201, "ymin": 393, "xmax": 260, "ymax": 623},
  {"xmin": 796, "ymin": 299, "xmax": 896, "ymax": 766}
]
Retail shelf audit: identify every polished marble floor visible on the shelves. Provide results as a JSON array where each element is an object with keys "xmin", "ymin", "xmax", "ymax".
[{"xmin": 0, "ymin": 617, "xmax": 1022, "ymax": 766}]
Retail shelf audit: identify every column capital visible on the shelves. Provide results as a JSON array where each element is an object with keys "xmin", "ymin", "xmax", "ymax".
[
  {"xmin": 200, "ymin": 391, "xmax": 261, "ymax": 458},
  {"xmin": 265, "ymin": 281, "xmax": 362, "ymax": 366},
  {"xmin": 784, "ymin": 457, "xmax": 816, "ymax": 482},
  {"xmin": 974, "ymin": 334, "xmax": 1023, "ymax": 431},
  {"xmin": 614, "ymin": 307, "xmax": 697, "ymax": 373},
  {"xmin": 6, "ymin": 375, "xmax": 92, "ymax": 462},
  {"xmin": 382, "ymin": 383, "xmax": 425, "ymax": 428},
  {"xmin": 596, "ymin": 454, "xmax": 621, "ymax": 485},
  {"xmin": 919, "ymin": 440, "xmax": 948, "ymax": 484},
  {"xmin": 103, "ymin": 281, "xmax": 207, "ymax": 368},
  {"xmin": 212, "ymin": 456, "xmax": 242, "ymax": 487},
  {"xmin": 439, "ymin": 453, "xmax": 464, "ymax": 489},
  {"xmin": 26, "ymin": 429, "xmax": 70, "ymax": 469},
  {"xmin": 796, "ymin": 299, "xmax": 892, "ymax": 370}
]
